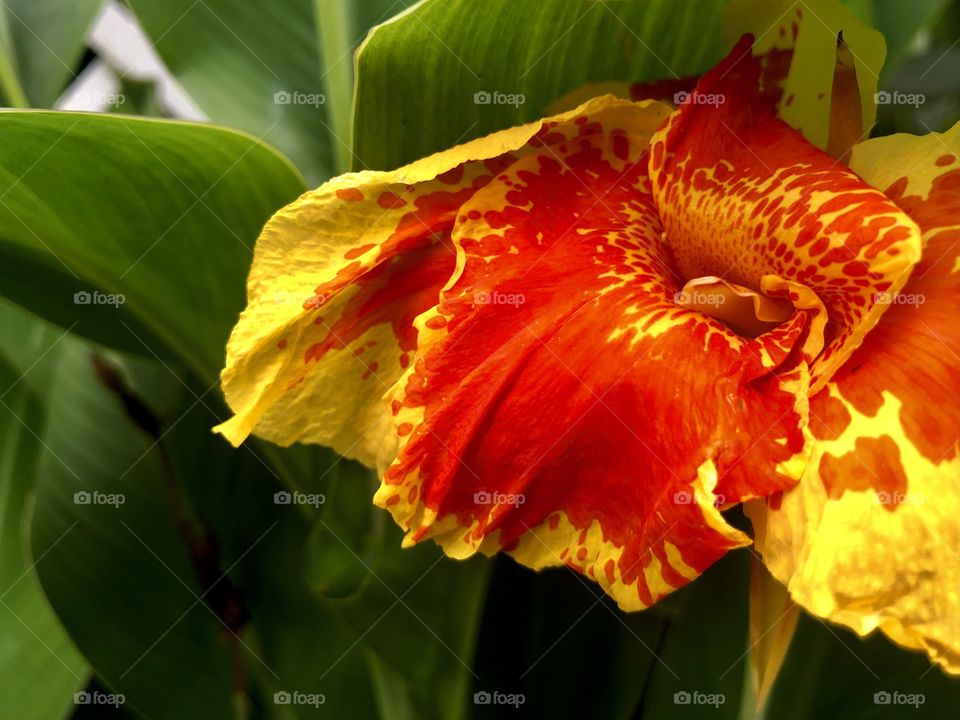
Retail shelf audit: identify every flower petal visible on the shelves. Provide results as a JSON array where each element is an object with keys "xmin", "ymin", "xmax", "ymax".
[
  {"xmin": 648, "ymin": 34, "xmax": 923, "ymax": 391},
  {"xmin": 377, "ymin": 101, "xmax": 813, "ymax": 610},
  {"xmin": 215, "ymin": 95, "xmax": 642, "ymax": 466},
  {"xmin": 722, "ymin": 0, "xmax": 885, "ymax": 151},
  {"xmin": 749, "ymin": 123, "xmax": 960, "ymax": 673}
]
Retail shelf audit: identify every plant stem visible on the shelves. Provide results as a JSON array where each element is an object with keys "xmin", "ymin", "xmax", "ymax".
[
  {"xmin": 0, "ymin": 14, "xmax": 28, "ymax": 108},
  {"xmin": 314, "ymin": 0, "xmax": 355, "ymax": 174}
]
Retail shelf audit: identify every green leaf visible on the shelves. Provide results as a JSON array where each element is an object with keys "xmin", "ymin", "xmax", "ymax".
[
  {"xmin": 763, "ymin": 611, "xmax": 960, "ymax": 719},
  {"xmin": 332, "ymin": 530, "xmax": 491, "ymax": 720},
  {"xmin": 28, "ymin": 341, "xmax": 241, "ymax": 719},
  {"xmin": 161, "ymin": 401, "xmax": 381, "ymax": 720},
  {"xmin": 636, "ymin": 549, "xmax": 749, "ymax": 719},
  {"xmin": 353, "ymin": 0, "xmax": 729, "ymax": 171},
  {"xmin": 0, "ymin": 0, "xmax": 104, "ymax": 107},
  {"xmin": 0, "ymin": 325, "xmax": 88, "ymax": 720},
  {"xmin": 472, "ymin": 557, "xmax": 672, "ymax": 720},
  {"xmin": 304, "ymin": 459, "xmax": 380, "ymax": 599},
  {"xmin": 0, "ymin": 111, "xmax": 305, "ymax": 382},
  {"xmin": 126, "ymin": 0, "xmax": 413, "ymax": 182},
  {"xmin": 844, "ymin": 0, "xmax": 952, "ymax": 74}
]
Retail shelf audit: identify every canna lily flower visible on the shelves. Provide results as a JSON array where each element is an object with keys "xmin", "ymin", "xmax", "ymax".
[{"xmin": 215, "ymin": 3, "xmax": 959, "ymax": 674}]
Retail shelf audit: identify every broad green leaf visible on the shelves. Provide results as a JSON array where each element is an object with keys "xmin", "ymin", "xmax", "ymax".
[
  {"xmin": 126, "ymin": 0, "xmax": 413, "ymax": 182},
  {"xmin": 472, "ymin": 557, "xmax": 672, "ymax": 720},
  {"xmin": 0, "ymin": 0, "xmax": 104, "ymax": 107},
  {"xmin": 162, "ymin": 403, "xmax": 380, "ymax": 720},
  {"xmin": 29, "ymin": 342, "xmax": 239, "ymax": 719},
  {"xmin": 0, "ymin": 328, "xmax": 88, "ymax": 720},
  {"xmin": 353, "ymin": 0, "xmax": 729, "ymax": 170},
  {"xmin": 334, "ymin": 533, "xmax": 491, "ymax": 720},
  {"xmin": 764, "ymin": 612, "xmax": 960, "ymax": 719},
  {"xmin": 844, "ymin": 0, "xmax": 952, "ymax": 74},
  {"xmin": 297, "ymin": 454, "xmax": 494, "ymax": 720},
  {"xmin": 636, "ymin": 549, "xmax": 749, "ymax": 719},
  {"xmin": 0, "ymin": 111, "xmax": 305, "ymax": 382},
  {"xmin": 315, "ymin": 0, "xmax": 417, "ymax": 174},
  {"xmin": 304, "ymin": 459, "xmax": 380, "ymax": 599},
  {"xmin": 17, "ymin": 317, "xmax": 377, "ymax": 718}
]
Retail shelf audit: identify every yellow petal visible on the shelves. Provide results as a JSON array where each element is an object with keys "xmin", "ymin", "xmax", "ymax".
[
  {"xmin": 749, "ymin": 122, "xmax": 960, "ymax": 673},
  {"xmin": 215, "ymin": 95, "xmax": 666, "ymax": 467},
  {"xmin": 723, "ymin": 0, "xmax": 885, "ymax": 151}
]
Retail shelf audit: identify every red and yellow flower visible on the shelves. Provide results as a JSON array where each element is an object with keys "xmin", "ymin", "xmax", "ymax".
[{"xmin": 216, "ymin": 0, "xmax": 959, "ymax": 674}]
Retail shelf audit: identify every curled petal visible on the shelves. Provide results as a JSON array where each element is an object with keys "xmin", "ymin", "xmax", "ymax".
[
  {"xmin": 722, "ymin": 0, "xmax": 885, "ymax": 150},
  {"xmin": 750, "ymin": 123, "xmax": 960, "ymax": 673},
  {"xmin": 215, "ymin": 95, "xmax": 641, "ymax": 466},
  {"xmin": 378, "ymin": 102, "xmax": 812, "ymax": 610},
  {"xmin": 648, "ymin": 34, "xmax": 923, "ymax": 391}
]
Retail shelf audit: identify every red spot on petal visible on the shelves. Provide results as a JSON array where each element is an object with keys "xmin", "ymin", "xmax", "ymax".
[
  {"xmin": 345, "ymin": 243, "xmax": 376, "ymax": 260},
  {"xmin": 819, "ymin": 435, "xmax": 907, "ymax": 509},
  {"xmin": 378, "ymin": 191, "xmax": 406, "ymax": 209},
  {"xmin": 336, "ymin": 188, "xmax": 364, "ymax": 201},
  {"xmin": 438, "ymin": 166, "xmax": 466, "ymax": 185}
]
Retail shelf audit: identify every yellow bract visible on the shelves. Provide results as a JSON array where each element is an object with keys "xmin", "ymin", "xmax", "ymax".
[
  {"xmin": 723, "ymin": 0, "xmax": 885, "ymax": 151},
  {"xmin": 215, "ymin": 95, "xmax": 668, "ymax": 468},
  {"xmin": 749, "ymin": 123, "xmax": 960, "ymax": 674}
]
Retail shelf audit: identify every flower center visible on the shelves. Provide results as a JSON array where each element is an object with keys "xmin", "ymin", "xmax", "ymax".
[{"xmin": 675, "ymin": 275, "xmax": 794, "ymax": 338}]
